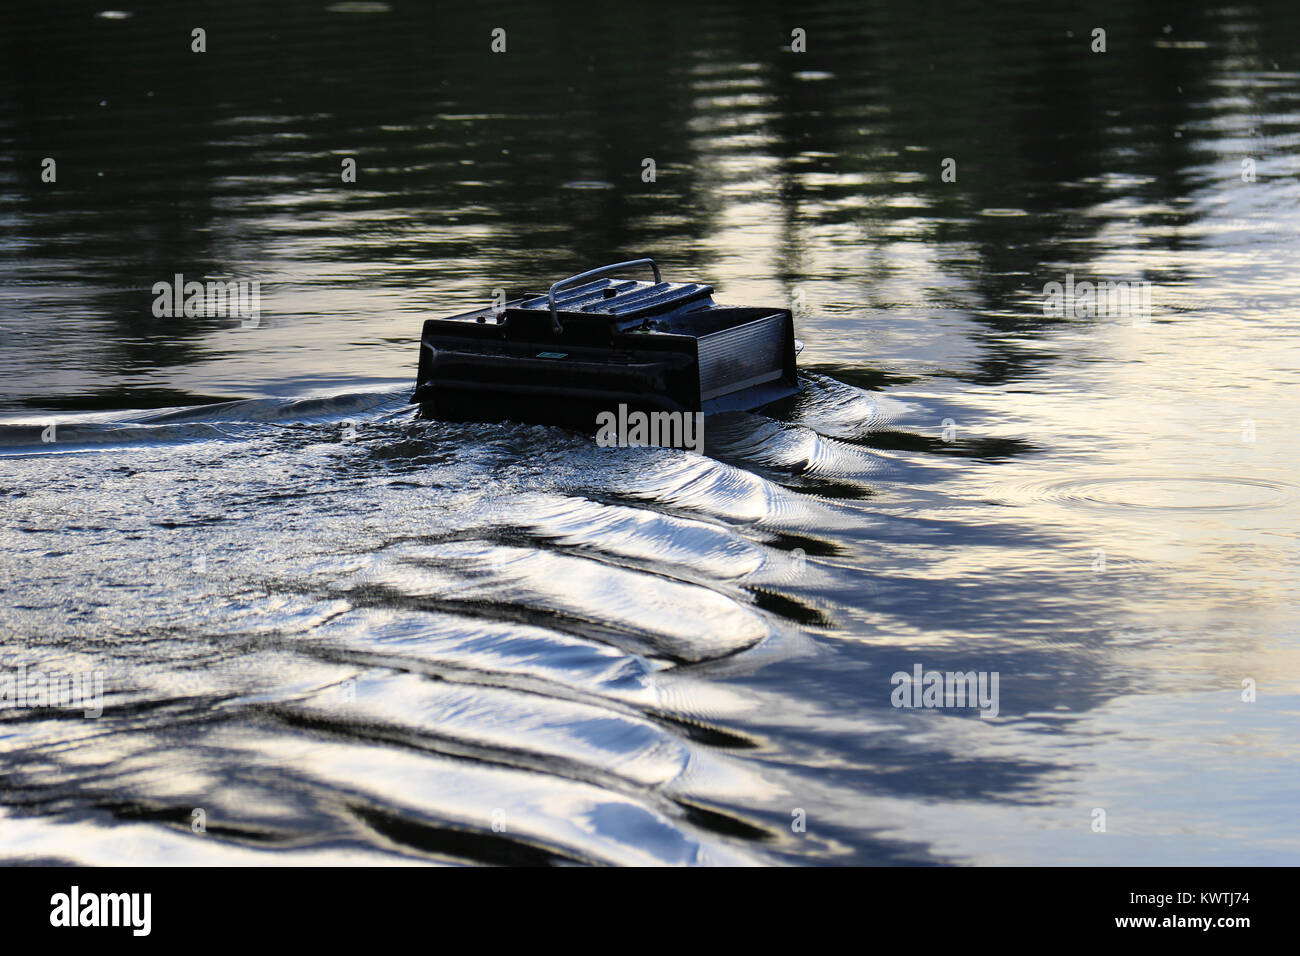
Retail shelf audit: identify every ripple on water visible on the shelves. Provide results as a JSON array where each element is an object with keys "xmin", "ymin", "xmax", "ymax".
[
  {"xmin": 284, "ymin": 669, "xmax": 694, "ymax": 790},
  {"xmin": 790, "ymin": 373, "xmax": 915, "ymax": 439},
  {"xmin": 313, "ymin": 541, "xmax": 771, "ymax": 664},
  {"xmin": 611, "ymin": 451, "xmax": 849, "ymax": 531},
  {"xmin": 502, "ymin": 493, "xmax": 768, "ymax": 581},
  {"xmin": 705, "ymin": 415, "xmax": 888, "ymax": 494},
  {"xmin": 1020, "ymin": 475, "xmax": 1293, "ymax": 514}
]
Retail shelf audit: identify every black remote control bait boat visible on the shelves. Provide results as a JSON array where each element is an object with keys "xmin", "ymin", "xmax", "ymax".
[{"xmin": 411, "ymin": 258, "xmax": 800, "ymax": 428}]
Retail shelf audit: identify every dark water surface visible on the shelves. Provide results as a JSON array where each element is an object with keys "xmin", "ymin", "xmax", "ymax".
[{"xmin": 1, "ymin": 1, "xmax": 1298, "ymax": 864}]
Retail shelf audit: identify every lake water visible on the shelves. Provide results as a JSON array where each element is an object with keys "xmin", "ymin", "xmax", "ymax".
[{"xmin": 1, "ymin": 0, "xmax": 1297, "ymax": 865}]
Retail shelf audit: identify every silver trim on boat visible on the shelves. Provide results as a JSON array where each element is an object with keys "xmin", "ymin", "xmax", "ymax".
[{"xmin": 697, "ymin": 313, "xmax": 786, "ymax": 401}]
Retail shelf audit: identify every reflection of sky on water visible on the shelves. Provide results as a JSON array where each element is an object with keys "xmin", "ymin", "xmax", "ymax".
[{"xmin": 0, "ymin": 0, "xmax": 1296, "ymax": 864}]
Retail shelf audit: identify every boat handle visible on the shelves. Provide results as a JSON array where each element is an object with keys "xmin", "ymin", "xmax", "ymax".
[{"xmin": 547, "ymin": 258, "xmax": 662, "ymax": 334}]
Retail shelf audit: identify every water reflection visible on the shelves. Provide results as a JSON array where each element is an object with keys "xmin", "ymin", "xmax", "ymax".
[{"xmin": 1, "ymin": 0, "xmax": 1298, "ymax": 864}]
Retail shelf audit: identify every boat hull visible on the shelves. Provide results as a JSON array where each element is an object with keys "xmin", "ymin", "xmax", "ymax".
[{"xmin": 411, "ymin": 264, "xmax": 800, "ymax": 429}]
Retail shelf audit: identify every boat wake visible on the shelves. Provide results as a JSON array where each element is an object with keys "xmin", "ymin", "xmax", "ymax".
[{"xmin": 0, "ymin": 373, "xmax": 943, "ymax": 865}]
